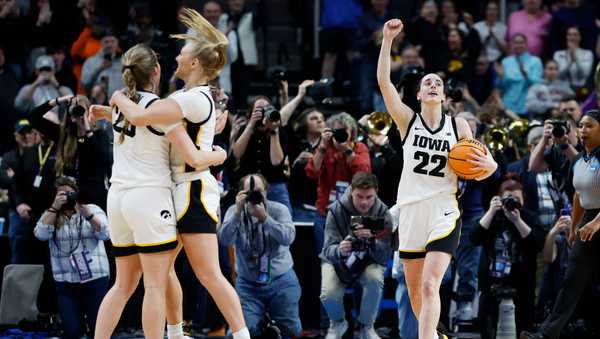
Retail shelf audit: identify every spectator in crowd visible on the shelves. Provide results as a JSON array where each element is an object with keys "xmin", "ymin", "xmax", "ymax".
[
  {"xmin": 287, "ymin": 108, "xmax": 325, "ymax": 222},
  {"xmin": 549, "ymin": 0, "xmax": 599, "ymax": 53},
  {"xmin": 14, "ymin": 55, "xmax": 74, "ymax": 113},
  {"xmin": 26, "ymin": 0, "xmax": 68, "ymax": 61},
  {"xmin": 27, "ymin": 95, "xmax": 111, "ymax": 210},
  {"xmin": 48, "ymin": 45, "xmax": 78, "ymax": 94},
  {"xmin": 225, "ymin": 0, "xmax": 259, "ymax": 108},
  {"xmin": 81, "ymin": 28, "xmax": 124, "ymax": 98},
  {"xmin": 521, "ymin": 110, "xmax": 600, "ymax": 339},
  {"xmin": 536, "ymin": 214, "xmax": 571, "ymax": 321},
  {"xmin": 525, "ymin": 60, "xmax": 575, "ymax": 120},
  {"xmin": 443, "ymin": 27, "xmax": 480, "ymax": 84},
  {"xmin": 529, "ymin": 114, "xmax": 579, "ymax": 206},
  {"xmin": 219, "ymin": 174, "xmax": 301, "ymax": 338},
  {"xmin": 33, "ymin": 176, "xmax": 109, "ymax": 339},
  {"xmin": 0, "ymin": 45, "xmax": 21, "ymax": 154},
  {"xmin": 279, "ymin": 79, "xmax": 315, "ymax": 128},
  {"xmin": 507, "ymin": 126, "xmax": 560, "ymax": 231},
  {"xmin": 355, "ymin": 0, "xmax": 393, "ymax": 112},
  {"xmin": 454, "ymin": 112, "xmax": 501, "ymax": 322},
  {"xmin": 319, "ymin": 0, "xmax": 363, "ymax": 78},
  {"xmin": 472, "ymin": 174, "xmax": 546, "ymax": 338},
  {"xmin": 1, "ymin": 119, "xmax": 37, "ymax": 263},
  {"xmin": 506, "ymin": 0, "xmax": 551, "ymax": 57},
  {"xmin": 557, "ymin": 96, "xmax": 582, "ymax": 122},
  {"xmin": 0, "ymin": 0, "xmax": 28, "ymax": 81},
  {"xmin": 305, "ymin": 113, "xmax": 371, "ymax": 252},
  {"xmin": 495, "ymin": 33, "xmax": 543, "ymax": 116},
  {"xmin": 8, "ymin": 119, "xmax": 56, "ymax": 265},
  {"xmin": 69, "ymin": 1, "xmax": 101, "ymax": 93},
  {"xmin": 202, "ymin": 0, "xmax": 236, "ymax": 94},
  {"xmin": 320, "ymin": 172, "xmax": 392, "ymax": 339},
  {"xmin": 405, "ymin": 0, "xmax": 446, "ymax": 73},
  {"xmin": 469, "ymin": 53, "xmax": 495, "ymax": 105},
  {"xmin": 231, "ymin": 96, "xmax": 292, "ymax": 212},
  {"xmin": 553, "ymin": 26, "xmax": 594, "ymax": 92},
  {"xmin": 473, "ymin": 1, "xmax": 507, "ymax": 63}
]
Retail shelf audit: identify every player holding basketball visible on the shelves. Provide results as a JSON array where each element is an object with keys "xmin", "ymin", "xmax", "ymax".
[{"xmin": 377, "ymin": 19, "xmax": 497, "ymax": 339}]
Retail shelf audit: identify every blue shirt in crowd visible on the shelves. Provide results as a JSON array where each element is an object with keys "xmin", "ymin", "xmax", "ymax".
[{"xmin": 496, "ymin": 52, "xmax": 543, "ymax": 115}]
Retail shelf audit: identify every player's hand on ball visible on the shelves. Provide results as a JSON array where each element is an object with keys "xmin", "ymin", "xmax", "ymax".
[{"xmin": 466, "ymin": 146, "xmax": 497, "ymax": 180}]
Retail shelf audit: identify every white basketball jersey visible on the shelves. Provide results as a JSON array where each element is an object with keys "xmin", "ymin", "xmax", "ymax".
[
  {"xmin": 396, "ymin": 112, "xmax": 459, "ymax": 206},
  {"xmin": 168, "ymin": 86, "xmax": 216, "ymax": 184},
  {"xmin": 110, "ymin": 91, "xmax": 172, "ymax": 189}
]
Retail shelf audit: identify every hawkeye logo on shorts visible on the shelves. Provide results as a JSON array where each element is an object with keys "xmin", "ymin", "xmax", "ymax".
[{"xmin": 160, "ymin": 210, "xmax": 172, "ymax": 221}]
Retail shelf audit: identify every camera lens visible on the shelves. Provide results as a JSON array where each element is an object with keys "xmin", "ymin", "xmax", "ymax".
[
  {"xmin": 261, "ymin": 105, "xmax": 280, "ymax": 123},
  {"xmin": 552, "ymin": 125, "xmax": 566, "ymax": 138},
  {"xmin": 333, "ymin": 128, "xmax": 349, "ymax": 143},
  {"xmin": 71, "ymin": 105, "xmax": 86, "ymax": 117}
]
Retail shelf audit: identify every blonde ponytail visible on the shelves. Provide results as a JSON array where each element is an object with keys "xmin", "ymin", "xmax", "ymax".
[
  {"xmin": 171, "ymin": 8, "xmax": 229, "ymax": 80},
  {"xmin": 118, "ymin": 44, "xmax": 159, "ymax": 143}
]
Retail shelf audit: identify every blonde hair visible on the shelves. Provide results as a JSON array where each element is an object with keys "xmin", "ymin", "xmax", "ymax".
[
  {"xmin": 56, "ymin": 95, "xmax": 91, "ymax": 175},
  {"xmin": 119, "ymin": 44, "xmax": 159, "ymax": 143},
  {"xmin": 170, "ymin": 8, "xmax": 229, "ymax": 80}
]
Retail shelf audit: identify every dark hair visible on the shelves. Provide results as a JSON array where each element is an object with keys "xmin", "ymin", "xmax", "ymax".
[
  {"xmin": 582, "ymin": 109, "xmax": 600, "ymax": 123},
  {"xmin": 239, "ymin": 173, "xmax": 269, "ymax": 191},
  {"xmin": 559, "ymin": 95, "xmax": 577, "ymax": 103},
  {"xmin": 54, "ymin": 175, "xmax": 79, "ymax": 192},
  {"xmin": 293, "ymin": 107, "xmax": 322, "ymax": 136},
  {"xmin": 248, "ymin": 95, "xmax": 271, "ymax": 117},
  {"xmin": 351, "ymin": 172, "xmax": 379, "ymax": 191},
  {"xmin": 498, "ymin": 173, "xmax": 523, "ymax": 194}
]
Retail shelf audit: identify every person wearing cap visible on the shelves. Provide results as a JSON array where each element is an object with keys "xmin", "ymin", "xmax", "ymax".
[
  {"xmin": 14, "ymin": 55, "xmax": 73, "ymax": 113},
  {"xmin": 80, "ymin": 27, "xmax": 124, "ymax": 98}
]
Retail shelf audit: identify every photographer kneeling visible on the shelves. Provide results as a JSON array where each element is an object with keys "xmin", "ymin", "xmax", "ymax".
[
  {"xmin": 33, "ymin": 176, "xmax": 110, "ymax": 339},
  {"xmin": 219, "ymin": 174, "xmax": 302, "ymax": 338},
  {"xmin": 320, "ymin": 172, "xmax": 392, "ymax": 339},
  {"xmin": 471, "ymin": 174, "xmax": 546, "ymax": 338}
]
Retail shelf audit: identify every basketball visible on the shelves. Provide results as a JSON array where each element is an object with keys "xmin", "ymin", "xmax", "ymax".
[{"xmin": 448, "ymin": 139, "xmax": 487, "ymax": 179}]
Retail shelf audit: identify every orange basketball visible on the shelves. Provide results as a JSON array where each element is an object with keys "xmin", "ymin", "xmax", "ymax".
[{"xmin": 448, "ymin": 139, "xmax": 487, "ymax": 180}]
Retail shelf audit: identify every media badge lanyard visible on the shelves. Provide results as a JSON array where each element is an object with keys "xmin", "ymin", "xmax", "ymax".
[
  {"xmin": 34, "ymin": 141, "xmax": 54, "ymax": 188},
  {"xmin": 53, "ymin": 215, "xmax": 94, "ymax": 282},
  {"xmin": 243, "ymin": 206, "xmax": 272, "ymax": 285}
]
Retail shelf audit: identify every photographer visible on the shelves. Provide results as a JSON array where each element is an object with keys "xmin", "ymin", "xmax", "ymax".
[
  {"xmin": 528, "ymin": 115, "xmax": 579, "ymax": 204},
  {"xmin": 320, "ymin": 172, "xmax": 392, "ymax": 339},
  {"xmin": 33, "ymin": 176, "xmax": 109, "ymax": 339},
  {"xmin": 471, "ymin": 174, "xmax": 546, "ymax": 338},
  {"xmin": 27, "ymin": 94, "xmax": 110, "ymax": 210},
  {"xmin": 231, "ymin": 96, "xmax": 292, "ymax": 211},
  {"xmin": 218, "ymin": 174, "xmax": 301, "ymax": 338},
  {"xmin": 305, "ymin": 113, "xmax": 371, "ymax": 251},
  {"xmin": 80, "ymin": 28, "xmax": 124, "ymax": 97},
  {"xmin": 14, "ymin": 55, "xmax": 73, "ymax": 113}
]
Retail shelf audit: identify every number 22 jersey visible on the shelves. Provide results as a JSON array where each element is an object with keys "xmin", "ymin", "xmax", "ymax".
[{"xmin": 396, "ymin": 112, "xmax": 459, "ymax": 206}]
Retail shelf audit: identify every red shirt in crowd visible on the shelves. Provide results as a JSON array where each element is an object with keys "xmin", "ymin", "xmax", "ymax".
[{"xmin": 305, "ymin": 142, "xmax": 371, "ymax": 216}]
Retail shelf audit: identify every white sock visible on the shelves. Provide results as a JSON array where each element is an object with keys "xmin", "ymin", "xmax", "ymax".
[
  {"xmin": 232, "ymin": 327, "xmax": 251, "ymax": 339},
  {"xmin": 167, "ymin": 322, "xmax": 184, "ymax": 339}
]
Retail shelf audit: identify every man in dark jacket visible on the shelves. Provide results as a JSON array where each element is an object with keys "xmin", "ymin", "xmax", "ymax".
[{"xmin": 320, "ymin": 172, "xmax": 392, "ymax": 339}]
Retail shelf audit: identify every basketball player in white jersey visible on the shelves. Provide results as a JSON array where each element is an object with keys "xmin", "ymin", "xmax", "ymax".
[
  {"xmin": 90, "ymin": 44, "xmax": 227, "ymax": 339},
  {"xmin": 109, "ymin": 9, "xmax": 251, "ymax": 339},
  {"xmin": 377, "ymin": 19, "xmax": 498, "ymax": 339}
]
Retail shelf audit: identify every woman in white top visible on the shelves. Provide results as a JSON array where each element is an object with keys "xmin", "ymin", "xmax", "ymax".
[
  {"xmin": 553, "ymin": 26, "xmax": 594, "ymax": 89},
  {"xmin": 109, "ymin": 9, "xmax": 250, "ymax": 339},
  {"xmin": 473, "ymin": 1, "xmax": 507, "ymax": 62},
  {"xmin": 378, "ymin": 19, "xmax": 498, "ymax": 339},
  {"xmin": 90, "ymin": 44, "xmax": 226, "ymax": 339}
]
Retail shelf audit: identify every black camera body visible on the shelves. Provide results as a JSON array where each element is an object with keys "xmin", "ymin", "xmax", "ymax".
[
  {"xmin": 332, "ymin": 128, "xmax": 349, "ymax": 143},
  {"xmin": 351, "ymin": 215, "xmax": 385, "ymax": 233},
  {"xmin": 345, "ymin": 235, "xmax": 372, "ymax": 252},
  {"xmin": 259, "ymin": 105, "xmax": 281, "ymax": 125},
  {"xmin": 445, "ymin": 78, "xmax": 464, "ymax": 102},
  {"xmin": 69, "ymin": 104, "xmax": 86, "ymax": 117},
  {"xmin": 246, "ymin": 176, "xmax": 264, "ymax": 205},
  {"xmin": 63, "ymin": 191, "xmax": 78, "ymax": 211},
  {"xmin": 501, "ymin": 196, "xmax": 522, "ymax": 211},
  {"xmin": 550, "ymin": 120, "xmax": 570, "ymax": 138}
]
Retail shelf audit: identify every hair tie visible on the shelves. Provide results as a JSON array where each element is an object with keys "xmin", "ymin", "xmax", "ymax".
[{"xmin": 122, "ymin": 65, "xmax": 134, "ymax": 72}]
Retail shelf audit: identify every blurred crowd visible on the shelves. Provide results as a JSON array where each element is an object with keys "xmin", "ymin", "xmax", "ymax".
[{"xmin": 1, "ymin": 0, "xmax": 600, "ymax": 338}]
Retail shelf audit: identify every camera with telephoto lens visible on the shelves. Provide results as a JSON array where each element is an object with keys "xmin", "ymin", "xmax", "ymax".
[
  {"xmin": 501, "ymin": 196, "xmax": 522, "ymax": 211},
  {"xmin": 260, "ymin": 105, "xmax": 281, "ymax": 123},
  {"xmin": 63, "ymin": 191, "xmax": 78, "ymax": 211},
  {"xmin": 332, "ymin": 128, "xmax": 349, "ymax": 143},
  {"xmin": 246, "ymin": 176, "xmax": 264, "ymax": 205},
  {"xmin": 69, "ymin": 104, "xmax": 86, "ymax": 117},
  {"xmin": 550, "ymin": 119, "xmax": 570, "ymax": 138}
]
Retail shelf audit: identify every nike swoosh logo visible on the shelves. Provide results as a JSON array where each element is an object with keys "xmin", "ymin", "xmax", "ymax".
[
  {"xmin": 415, "ymin": 127, "xmax": 424, "ymax": 130},
  {"xmin": 444, "ymin": 211, "xmax": 455, "ymax": 216}
]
